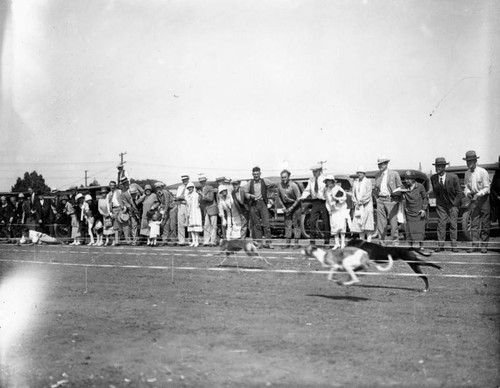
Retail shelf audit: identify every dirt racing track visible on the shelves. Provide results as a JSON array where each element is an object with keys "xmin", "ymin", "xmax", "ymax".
[{"xmin": 0, "ymin": 243, "xmax": 499, "ymax": 387}]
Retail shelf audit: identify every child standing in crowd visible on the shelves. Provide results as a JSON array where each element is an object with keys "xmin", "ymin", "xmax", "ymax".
[
  {"xmin": 324, "ymin": 175, "xmax": 349, "ymax": 249},
  {"xmin": 185, "ymin": 182, "xmax": 202, "ymax": 247},
  {"xmin": 148, "ymin": 212, "xmax": 162, "ymax": 246}
]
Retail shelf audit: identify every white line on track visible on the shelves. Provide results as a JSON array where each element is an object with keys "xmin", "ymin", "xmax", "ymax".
[
  {"xmin": 2, "ymin": 247, "xmax": 500, "ymax": 266},
  {"xmin": 1, "ymin": 258, "xmax": 499, "ymax": 279}
]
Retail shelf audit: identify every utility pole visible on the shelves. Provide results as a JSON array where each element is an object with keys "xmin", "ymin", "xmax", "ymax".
[
  {"xmin": 119, "ymin": 151, "xmax": 127, "ymax": 165},
  {"xmin": 84, "ymin": 170, "xmax": 88, "ymax": 187}
]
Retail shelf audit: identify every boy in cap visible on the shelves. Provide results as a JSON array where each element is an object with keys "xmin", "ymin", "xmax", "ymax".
[
  {"xmin": 430, "ymin": 157, "xmax": 462, "ymax": 252},
  {"xmin": 463, "ymin": 151, "xmax": 490, "ymax": 253},
  {"xmin": 175, "ymin": 175, "xmax": 191, "ymax": 245}
]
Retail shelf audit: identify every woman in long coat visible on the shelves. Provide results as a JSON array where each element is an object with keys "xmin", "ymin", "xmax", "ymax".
[
  {"xmin": 137, "ymin": 185, "xmax": 159, "ymax": 239},
  {"xmin": 401, "ymin": 170, "xmax": 429, "ymax": 254},
  {"xmin": 351, "ymin": 166, "xmax": 375, "ymax": 241},
  {"xmin": 185, "ymin": 182, "xmax": 203, "ymax": 247}
]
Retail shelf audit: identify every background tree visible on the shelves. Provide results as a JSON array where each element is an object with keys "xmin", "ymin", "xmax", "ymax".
[
  {"xmin": 89, "ymin": 179, "xmax": 100, "ymax": 187},
  {"xmin": 11, "ymin": 171, "xmax": 51, "ymax": 193}
]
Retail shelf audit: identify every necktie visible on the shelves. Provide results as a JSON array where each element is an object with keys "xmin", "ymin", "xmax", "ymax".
[
  {"xmin": 314, "ymin": 178, "xmax": 318, "ymax": 193},
  {"xmin": 440, "ymin": 177, "xmax": 444, "ymax": 186}
]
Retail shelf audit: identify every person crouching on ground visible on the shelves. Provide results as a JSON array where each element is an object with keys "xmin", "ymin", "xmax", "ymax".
[
  {"xmin": 19, "ymin": 228, "xmax": 64, "ymax": 245},
  {"xmin": 401, "ymin": 170, "xmax": 430, "ymax": 255},
  {"xmin": 324, "ymin": 175, "xmax": 349, "ymax": 249}
]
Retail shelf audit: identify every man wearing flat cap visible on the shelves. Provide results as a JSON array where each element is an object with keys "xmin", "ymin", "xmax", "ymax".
[
  {"xmin": 430, "ymin": 157, "xmax": 462, "ymax": 252},
  {"xmin": 299, "ymin": 164, "xmax": 330, "ymax": 247},
  {"xmin": 243, "ymin": 167, "xmax": 277, "ymax": 248},
  {"xmin": 122, "ymin": 184, "xmax": 142, "ymax": 245},
  {"xmin": 198, "ymin": 174, "xmax": 218, "ymax": 246},
  {"xmin": 374, "ymin": 157, "xmax": 403, "ymax": 245},
  {"xmin": 463, "ymin": 150, "xmax": 490, "ymax": 253}
]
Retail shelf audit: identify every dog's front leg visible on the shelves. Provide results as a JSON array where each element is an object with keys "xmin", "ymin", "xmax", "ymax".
[{"xmin": 342, "ymin": 266, "xmax": 360, "ymax": 286}]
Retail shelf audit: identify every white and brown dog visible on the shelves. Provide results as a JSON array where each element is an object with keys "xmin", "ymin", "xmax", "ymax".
[{"xmin": 301, "ymin": 246, "xmax": 393, "ymax": 286}]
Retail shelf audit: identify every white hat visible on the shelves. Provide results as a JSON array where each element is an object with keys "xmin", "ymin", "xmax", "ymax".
[
  {"xmin": 84, "ymin": 194, "xmax": 92, "ymax": 202},
  {"xmin": 356, "ymin": 165, "xmax": 366, "ymax": 173},
  {"xmin": 310, "ymin": 163, "xmax": 323, "ymax": 171},
  {"xmin": 186, "ymin": 182, "xmax": 195, "ymax": 189},
  {"xmin": 377, "ymin": 157, "xmax": 390, "ymax": 164},
  {"xmin": 323, "ymin": 174, "xmax": 336, "ymax": 182},
  {"xmin": 198, "ymin": 174, "xmax": 207, "ymax": 182},
  {"xmin": 75, "ymin": 193, "xmax": 84, "ymax": 201},
  {"xmin": 218, "ymin": 185, "xmax": 228, "ymax": 194}
]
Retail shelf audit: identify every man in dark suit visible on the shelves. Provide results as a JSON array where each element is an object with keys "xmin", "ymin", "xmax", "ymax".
[
  {"xmin": 38, "ymin": 192, "xmax": 56, "ymax": 236},
  {"xmin": 430, "ymin": 157, "xmax": 463, "ymax": 252}
]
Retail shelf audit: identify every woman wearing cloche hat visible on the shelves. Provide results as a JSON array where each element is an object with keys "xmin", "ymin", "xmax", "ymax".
[
  {"xmin": 351, "ymin": 166, "xmax": 375, "ymax": 241},
  {"xmin": 463, "ymin": 150, "xmax": 490, "ymax": 253},
  {"xmin": 185, "ymin": 182, "xmax": 203, "ymax": 247}
]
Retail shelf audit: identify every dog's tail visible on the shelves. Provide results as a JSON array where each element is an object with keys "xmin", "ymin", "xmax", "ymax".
[{"xmin": 373, "ymin": 254, "xmax": 393, "ymax": 272}]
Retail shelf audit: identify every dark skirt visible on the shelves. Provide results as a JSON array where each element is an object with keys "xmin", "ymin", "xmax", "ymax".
[{"xmin": 405, "ymin": 219, "xmax": 425, "ymax": 242}]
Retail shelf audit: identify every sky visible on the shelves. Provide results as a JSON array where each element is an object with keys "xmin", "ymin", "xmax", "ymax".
[{"xmin": 0, "ymin": 0, "xmax": 499, "ymax": 191}]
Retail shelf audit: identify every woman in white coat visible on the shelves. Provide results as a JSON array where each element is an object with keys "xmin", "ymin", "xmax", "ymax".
[
  {"xmin": 351, "ymin": 166, "xmax": 375, "ymax": 242},
  {"xmin": 185, "ymin": 182, "xmax": 203, "ymax": 247}
]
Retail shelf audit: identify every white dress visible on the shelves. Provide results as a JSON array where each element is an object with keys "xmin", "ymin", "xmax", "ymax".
[
  {"xmin": 186, "ymin": 192, "xmax": 203, "ymax": 232},
  {"xmin": 325, "ymin": 186, "xmax": 350, "ymax": 233},
  {"xmin": 149, "ymin": 220, "xmax": 161, "ymax": 238}
]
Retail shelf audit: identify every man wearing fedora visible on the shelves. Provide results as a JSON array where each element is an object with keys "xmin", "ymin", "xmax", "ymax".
[
  {"xmin": 374, "ymin": 157, "xmax": 403, "ymax": 245},
  {"xmin": 299, "ymin": 163, "xmax": 330, "ymax": 247},
  {"xmin": 430, "ymin": 157, "xmax": 463, "ymax": 252},
  {"xmin": 463, "ymin": 150, "xmax": 490, "ymax": 253}
]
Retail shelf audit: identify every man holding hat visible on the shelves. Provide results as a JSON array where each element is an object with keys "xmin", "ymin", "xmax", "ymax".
[
  {"xmin": 299, "ymin": 163, "xmax": 330, "ymax": 247},
  {"xmin": 198, "ymin": 174, "xmax": 218, "ymax": 246},
  {"xmin": 430, "ymin": 157, "xmax": 462, "ymax": 252},
  {"xmin": 463, "ymin": 150, "xmax": 490, "ymax": 253},
  {"xmin": 106, "ymin": 180, "xmax": 131, "ymax": 246},
  {"xmin": 175, "ymin": 175, "xmax": 191, "ymax": 246},
  {"xmin": 374, "ymin": 156, "xmax": 403, "ymax": 245}
]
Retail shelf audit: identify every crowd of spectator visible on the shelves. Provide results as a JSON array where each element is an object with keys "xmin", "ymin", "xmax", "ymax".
[{"xmin": 1, "ymin": 151, "xmax": 498, "ymax": 252}]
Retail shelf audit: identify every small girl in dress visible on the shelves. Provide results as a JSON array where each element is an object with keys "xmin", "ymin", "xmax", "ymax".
[
  {"xmin": 82, "ymin": 195, "xmax": 96, "ymax": 246},
  {"xmin": 185, "ymin": 182, "xmax": 203, "ymax": 247},
  {"xmin": 324, "ymin": 174, "xmax": 350, "ymax": 249},
  {"xmin": 148, "ymin": 212, "xmax": 162, "ymax": 246}
]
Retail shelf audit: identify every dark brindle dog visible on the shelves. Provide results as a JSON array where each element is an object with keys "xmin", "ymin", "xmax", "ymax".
[
  {"xmin": 218, "ymin": 239, "xmax": 271, "ymax": 267},
  {"xmin": 346, "ymin": 238, "xmax": 442, "ymax": 292}
]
